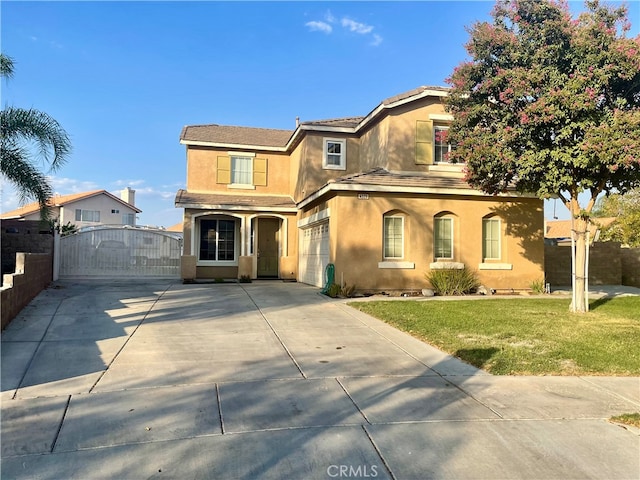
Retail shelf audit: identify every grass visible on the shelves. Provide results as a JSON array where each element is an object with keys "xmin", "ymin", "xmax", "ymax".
[
  {"xmin": 349, "ymin": 297, "xmax": 640, "ymax": 375},
  {"xmin": 609, "ymin": 413, "xmax": 640, "ymax": 428}
]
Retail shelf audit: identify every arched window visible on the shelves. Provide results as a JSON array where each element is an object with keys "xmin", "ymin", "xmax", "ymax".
[
  {"xmin": 482, "ymin": 216, "xmax": 501, "ymax": 260},
  {"xmin": 434, "ymin": 212, "xmax": 454, "ymax": 260},
  {"xmin": 383, "ymin": 212, "xmax": 405, "ymax": 259}
]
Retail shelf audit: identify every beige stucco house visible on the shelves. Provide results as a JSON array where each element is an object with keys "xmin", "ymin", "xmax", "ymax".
[
  {"xmin": 1, "ymin": 188, "xmax": 141, "ymax": 230},
  {"xmin": 175, "ymin": 86, "xmax": 544, "ymax": 292}
]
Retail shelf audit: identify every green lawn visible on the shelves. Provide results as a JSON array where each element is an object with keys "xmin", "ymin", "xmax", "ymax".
[{"xmin": 349, "ymin": 297, "xmax": 640, "ymax": 375}]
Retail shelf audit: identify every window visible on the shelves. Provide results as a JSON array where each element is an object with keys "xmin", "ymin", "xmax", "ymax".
[
  {"xmin": 323, "ymin": 138, "xmax": 346, "ymax": 170},
  {"xmin": 231, "ymin": 156, "xmax": 253, "ymax": 185},
  {"xmin": 384, "ymin": 216, "xmax": 404, "ymax": 259},
  {"xmin": 75, "ymin": 209, "xmax": 100, "ymax": 222},
  {"xmin": 217, "ymin": 155, "xmax": 267, "ymax": 187},
  {"xmin": 199, "ymin": 219, "xmax": 235, "ymax": 261},
  {"xmin": 434, "ymin": 217, "xmax": 453, "ymax": 259},
  {"xmin": 111, "ymin": 209, "xmax": 120, "ymax": 214},
  {"xmin": 483, "ymin": 218, "xmax": 501, "ymax": 260},
  {"xmin": 122, "ymin": 213, "xmax": 135, "ymax": 226},
  {"xmin": 434, "ymin": 126, "xmax": 453, "ymax": 163}
]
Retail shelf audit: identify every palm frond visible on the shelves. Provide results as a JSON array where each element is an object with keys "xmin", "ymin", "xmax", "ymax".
[
  {"xmin": 0, "ymin": 54, "xmax": 15, "ymax": 78},
  {"xmin": 0, "ymin": 146, "xmax": 54, "ymax": 220},
  {"xmin": 0, "ymin": 107, "xmax": 72, "ymax": 172}
]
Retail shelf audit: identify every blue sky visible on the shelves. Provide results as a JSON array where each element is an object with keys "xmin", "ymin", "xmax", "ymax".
[{"xmin": 2, "ymin": 1, "xmax": 638, "ymax": 227}]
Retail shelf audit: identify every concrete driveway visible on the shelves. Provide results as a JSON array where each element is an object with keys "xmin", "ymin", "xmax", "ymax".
[{"xmin": 1, "ymin": 280, "xmax": 638, "ymax": 479}]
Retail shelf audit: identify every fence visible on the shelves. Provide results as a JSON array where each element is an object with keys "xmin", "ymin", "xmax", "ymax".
[
  {"xmin": 545, "ymin": 242, "xmax": 640, "ymax": 287},
  {"xmin": 1, "ymin": 253, "xmax": 53, "ymax": 329}
]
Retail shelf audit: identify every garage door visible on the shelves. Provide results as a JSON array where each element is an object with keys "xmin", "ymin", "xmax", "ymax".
[{"xmin": 298, "ymin": 221, "xmax": 329, "ymax": 287}]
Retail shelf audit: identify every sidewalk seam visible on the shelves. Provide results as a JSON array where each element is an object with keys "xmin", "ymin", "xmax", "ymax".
[{"xmin": 88, "ymin": 282, "xmax": 176, "ymax": 393}]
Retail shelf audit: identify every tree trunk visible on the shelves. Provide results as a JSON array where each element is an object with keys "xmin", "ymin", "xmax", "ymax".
[{"xmin": 572, "ymin": 217, "xmax": 588, "ymax": 313}]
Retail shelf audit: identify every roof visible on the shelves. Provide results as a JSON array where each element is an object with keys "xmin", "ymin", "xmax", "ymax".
[
  {"xmin": 175, "ymin": 190, "xmax": 297, "ymax": 212},
  {"xmin": 180, "ymin": 85, "xmax": 451, "ymax": 149},
  {"xmin": 166, "ymin": 222, "xmax": 183, "ymax": 232},
  {"xmin": 331, "ymin": 168, "xmax": 473, "ymax": 190},
  {"xmin": 180, "ymin": 125, "xmax": 294, "ymax": 148},
  {"xmin": 0, "ymin": 190, "xmax": 141, "ymax": 219},
  {"xmin": 300, "ymin": 117, "xmax": 365, "ymax": 128},
  {"xmin": 545, "ymin": 217, "xmax": 617, "ymax": 239},
  {"xmin": 296, "ymin": 167, "xmax": 529, "ymax": 209}
]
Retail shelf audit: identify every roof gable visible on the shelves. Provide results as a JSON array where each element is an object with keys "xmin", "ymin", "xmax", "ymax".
[
  {"xmin": 0, "ymin": 189, "xmax": 142, "ymax": 219},
  {"xmin": 180, "ymin": 85, "xmax": 451, "ymax": 150}
]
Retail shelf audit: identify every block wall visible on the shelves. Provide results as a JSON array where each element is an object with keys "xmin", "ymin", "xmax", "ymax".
[
  {"xmin": 621, "ymin": 247, "xmax": 640, "ymax": 288},
  {"xmin": 1, "ymin": 220, "xmax": 53, "ymax": 275},
  {"xmin": 1, "ymin": 253, "xmax": 53, "ymax": 330},
  {"xmin": 544, "ymin": 242, "xmax": 622, "ymax": 286}
]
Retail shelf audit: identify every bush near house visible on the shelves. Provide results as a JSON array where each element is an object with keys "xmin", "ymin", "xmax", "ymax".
[{"xmin": 426, "ymin": 268, "xmax": 480, "ymax": 296}]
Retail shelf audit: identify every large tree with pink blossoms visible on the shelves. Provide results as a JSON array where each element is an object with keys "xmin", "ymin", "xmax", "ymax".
[{"xmin": 446, "ymin": 0, "xmax": 640, "ymax": 312}]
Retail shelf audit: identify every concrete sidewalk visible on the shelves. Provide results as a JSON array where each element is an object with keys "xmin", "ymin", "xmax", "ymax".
[{"xmin": 1, "ymin": 280, "xmax": 638, "ymax": 479}]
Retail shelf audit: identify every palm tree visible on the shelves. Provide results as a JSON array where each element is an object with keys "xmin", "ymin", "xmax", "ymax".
[{"xmin": 1, "ymin": 54, "xmax": 71, "ymax": 220}]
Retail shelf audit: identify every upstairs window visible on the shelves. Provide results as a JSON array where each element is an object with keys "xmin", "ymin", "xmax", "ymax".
[
  {"xmin": 122, "ymin": 213, "xmax": 135, "ymax": 226},
  {"xmin": 75, "ymin": 209, "xmax": 100, "ymax": 222},
  {"xmin": 217, "ymin": 154, "xmax": 267, "ymax": 188},
  {"xmin": 323, "ymin": 138, "xmax": 346, "ymax": 170},
  {"xmin": 434, "ymin": 126, "xmax": 453, "ymax": 163},
  {"xmin": 231, "ymin": 156, "xmax": 253, "ymax": 185}
]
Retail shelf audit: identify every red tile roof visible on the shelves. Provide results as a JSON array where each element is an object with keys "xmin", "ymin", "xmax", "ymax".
[
  {"xmin": 0, "ymin": 190, "xmax": 141, "ymax": 219},
  {"xmin": 545, "ymin": 217, "xmax": 617, "ymax": 239}
]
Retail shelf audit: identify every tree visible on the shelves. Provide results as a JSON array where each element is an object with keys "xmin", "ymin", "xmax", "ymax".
[
  {"xmin": 446, "ymin": 0, "xmax": 640, "ymax": 312},
  {"xmin": 593, "ymin": 188, "xmax": 640, "ymax": 246},
  {"xmin": 1, "ymin": 54, "xmax": 72, "ymax": 220}
]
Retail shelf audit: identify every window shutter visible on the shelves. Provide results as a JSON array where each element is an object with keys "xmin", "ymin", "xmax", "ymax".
[
  {"xmin": 253, "ymin": 158, "xmax": 267, "ymax": 186},
  {"xmin": 416, "ymin": 120, "xmax": 433, "ymax": 165},
  {"xmin": 217, "ymin": 156, "xmax": 231, "ymax": 184}
]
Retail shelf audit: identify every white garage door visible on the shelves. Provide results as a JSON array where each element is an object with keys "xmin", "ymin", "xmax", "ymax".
[{"xmin": 298, "ymin": 221, "xmax": 330, "ymax": 287}]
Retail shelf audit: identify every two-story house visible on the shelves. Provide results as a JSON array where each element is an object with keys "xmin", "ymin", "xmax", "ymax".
[
  {"xmin": 1, "ymin": 188, "xmax": 141, "ymax": 229},
  {"xmin": 175, "ymin": 86, "xmax": 544, "ymax": 292}
]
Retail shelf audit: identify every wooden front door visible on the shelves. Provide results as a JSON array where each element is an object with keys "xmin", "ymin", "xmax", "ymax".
[{"xmin": 257, "ymin": 218, "xmax": 279, "ymax": 277}]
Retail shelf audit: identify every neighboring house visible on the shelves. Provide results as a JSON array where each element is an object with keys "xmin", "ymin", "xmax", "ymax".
[
  {"xmin": 544, "ymin": 217, "xmax": 617, "ymax": 246},
  {"xmin": 0, "ymin": 187, "xmax": 141, "ymax": 230},
  {"xmin": 175, "ymin": 86, "xmax": 544, "ymax": 291}
]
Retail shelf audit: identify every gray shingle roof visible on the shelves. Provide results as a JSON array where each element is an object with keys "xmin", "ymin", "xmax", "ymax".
[
  {"xmin": 175, "ymin": 190, "xmax": 296, "ymax": 209},
  {"xmin": 332, "ymin": 168, "xmax": 473, "ymax": 190},
  {"xmin": 300, "ymin": 117, "xmax": 365, "ymax": 128},
  {"xmin": 382, "ymin": 85, "xmax": 450, "ymax": 105},
  {"xmin": 180, "ymin": 125, "xmax": 294, "ymax": 148},
  {"xmin": 180, "ymin": 86, "xmax": 451, "ymax": 147}
]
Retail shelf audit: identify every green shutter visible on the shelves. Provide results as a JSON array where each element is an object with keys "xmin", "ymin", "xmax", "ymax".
[
  {"xmin": 416, "ymin": 120, "xmax": 433, "ymax": 165},
  {"xmin": 253, "ymin": 158, "xmax": 267, "ymax": 186},
  {"xmin": 217, "ymin": 156, "xmax": 231, "ymax": 184}
]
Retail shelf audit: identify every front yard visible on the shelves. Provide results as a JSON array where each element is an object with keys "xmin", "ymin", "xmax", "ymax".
[{"xmin": 349, "ymin": 297, "xmax": 640, "ymax": 375}]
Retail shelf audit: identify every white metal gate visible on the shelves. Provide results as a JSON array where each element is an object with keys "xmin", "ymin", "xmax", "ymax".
[{"xmin": 60, "ymin": 227, "xmax": 182, "ymax": 277}]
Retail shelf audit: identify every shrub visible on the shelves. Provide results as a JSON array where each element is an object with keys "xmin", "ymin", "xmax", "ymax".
[
  {"xmin": 239, "ymin": 275, "xmax": 252, "ymax": 283},
  {"xmin": 426, "ymin": 268, "xmax": 480, "ymax": 296},
  {"xmin": 341, "ymin": 283, "xmax": 356, "ymax": 298},
  {"xmin": 326, "ymin": 283, "xmax": 341, "ymax": 298},
  {"xmin": 530, "ymin": 278, "xmax": 546, "ymax": 294}
]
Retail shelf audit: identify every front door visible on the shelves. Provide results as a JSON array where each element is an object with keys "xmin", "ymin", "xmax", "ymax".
[{"xmin": 257, "ymin": 218, "xmax": 279, "ymax": 277}]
